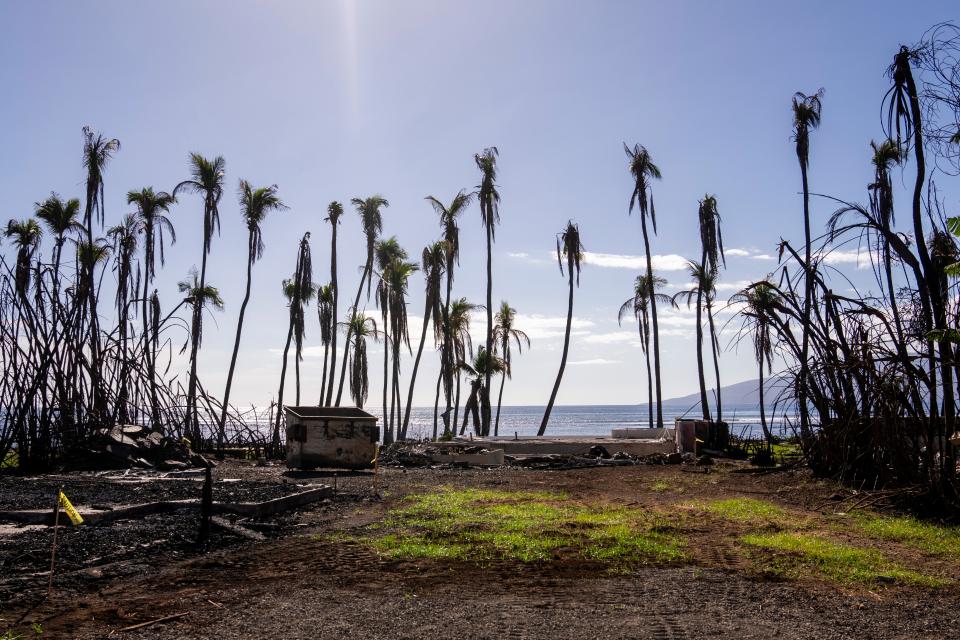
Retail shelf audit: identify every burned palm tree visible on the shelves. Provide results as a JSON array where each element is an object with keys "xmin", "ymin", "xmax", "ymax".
[
  {"xmin": 177, "ymin": 268, "xmax": 224, "ymax": 444},
  {"xmin": 426, "ymin": 190, "xmax": 473, "ymax": 435},
  {"xmin": 4, "ymin": 219, "xmax": 42, "ymax": 297},
  {"xmin": 174, "ymin": 153, "xmax": 226, "ymax": 443},
  {"xmin": 323, "ymin": 201, "xmax": 343, "ymax": 405},
  {"xmin": 475, "ymin": 148, "xmax": 500, "ymax": 435},
  {"xmin": 403, "ymin": 241, "xmax": 445, "ymax": 439},
  {"xmin": 619, "ymin": 273, "xmax": 673, "ymax": 429},
  {"xmin": 540, "ymin": 221, "xmax": 583, "ymax": 435},
  {"xmin": 35, "ymin": 194, "xmax": 83, "ymax": 293},
  {"xmin": 673, "ymin": 260, "xmax": 718, "ymax": 422},
  {"xmin": 374, "ymin": 237, "xmax": 408, "ymax": 442},
  {"xmin": 493, "ymin": 301, "xmax": 529, "ymax": 436},
  {"xmin": 792, "ymin": 89, "xmax": 823, "ymax": 438},
  {"xmin": 697, "ymin": 194, "xmax": 726, "ymax": 421},
  {"xmin": 106, "ymin": 214, "xmax": 141, "ymax": 423},
  {"xmin": 448, "ymin": 297, "xmax": 480, "ymax": 434},
  {"xmin": 128, "ymin": 187, "xmax": 176, "ymax": 429},
  {"xmin": 317, "ymin": 283, "xmax": 334, "ymax": 405},
  {"xmin": 731, "ymin": 282, "xmax": 780, "ymax": 445},
  {"xmin": 344, "ymin": 312, "xmax": 379, "ymax": 409},
  {"xmin": 625, "ymin": 143, "xmax": 665, "ymax": 428},
  {"xmin": 459, "ymin": 347, "xmax": 505, "ymax": 436},
  {"xmin": 335, "ymin": 195, "xmax": 388, "ymax": 406},
  {"xmin": 219, "ymin": 181, "xmax": 286, "ymax": 451},
  {"xmin": 385, "ymin": 256, "xmax": 418, "ymax": 442},
  {"xmin": 273, "ymin": 233, "xmax": 313, "ymax": 450},
  {"xmin": 81, "ymin": 126, "xmax": 120, "ymax": 417}
]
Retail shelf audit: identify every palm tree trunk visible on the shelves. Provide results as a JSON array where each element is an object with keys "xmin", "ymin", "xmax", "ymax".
[
  {"xmin": 455, "ymin": 371, "xmax": 463, "ymax": 435},
  {"xmin": 382, "ymin": 315, "xmax": 390, "ymax": 444},
  {"xmin": 494, "ymin": 370, "xmax": 506, "ymax": 437},
  {"xmin": 442, "ymin": 268, "xmax": 454, "ymax": 429},
  {"xmin": 483, "ymin": 223, "xmax": 493, "ymax": 436},
  {"xmin": 335, "ymin": 262, "xmax": 370, "ymax": 406},
  {"xmin": 640, "ymin": 213, "xmax": 663, "ymax": 428},
  {"xmin": 759, "ymin": 361, "xmax": 771, "ymax": 445},
  {"xmin": 187, "ymin": 204, "xmax": 212, "ymax": 445},
  {"xmin": 695, "ymin": 281, "xmax": 710, "ymax": 422},
  {"xmin": 392, "ymin": 344, "xmax": 401, "ymax": 438},
  {"xmin": 539, "ymin": 257, "xmax": 574, "ymax": 435},
  {"xmin": 706, "ymin": 300, "xmax": 722, "ymax": 422},
  {"xmin": 641, "ymin": 314, "xmax": 653, "ymax": 429},
  {"xmin": 403, "ymin": 298, "xmax": 432, "ymax": 436},
  {"xmin": 326, "ymin": 224, "xmax": 339, "ymax": 405},
  {"xmin": 433, "ymin": 369, "xmax": 442, "ymax": 440},
  {"xmin": 320, "ymin": 342, "xmax": 329, "ymax": 405},
  {"xmin": 218, "ymin": 242, "xmax": 254, "ymax": 452},
  {"xmin": 273, "ymin": 321, "xmax": 294, "ymax": 453},
  {"xmin": 798, "ymin": 157, "xmax": 813, "ymax": 440},
  {"xmin": 295, "ymin": 343, "xmax": 301, "ymax": 405}
]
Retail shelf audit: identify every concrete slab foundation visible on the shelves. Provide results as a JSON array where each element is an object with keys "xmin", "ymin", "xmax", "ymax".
[{"xmin": 437, "ymin": 436, "xmax": 676, "ymax": 457}]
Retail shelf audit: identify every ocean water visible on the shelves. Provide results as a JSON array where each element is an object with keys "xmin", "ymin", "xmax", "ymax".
[{"xmin": 373, "ymin": 404, "xmax": 793, "ymax": 441}]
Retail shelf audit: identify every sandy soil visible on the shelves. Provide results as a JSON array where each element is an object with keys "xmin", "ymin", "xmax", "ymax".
[{"xmin": 1, "ymin": 461, "xmax": 957, "ymax": 639}]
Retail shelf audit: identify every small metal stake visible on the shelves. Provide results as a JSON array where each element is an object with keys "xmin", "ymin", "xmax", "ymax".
[{"xmin": 47, "ymin": 486, "xmax": 62, "ymax": 597}]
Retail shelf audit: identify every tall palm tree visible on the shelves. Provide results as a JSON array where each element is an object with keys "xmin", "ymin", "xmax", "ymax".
[
  {"xmin": 625, "ymin": 142, "xmax": 665, "ymax": 428},
  {"xmin": 35, "ymin": 194, "xmax": 83, "ymax": 289},
  {"xmin": 335, "ymin": 195, "xmax": 388, "ymax": 405},
  {"xmin": 106, "ymin": 214, "xmax": 140, "ymax": 423},
  {"xmin": 218, "ymin": 181, "xmax": 286, "ymax": 451},
  {"xmin": 459, "ymin": 347, "xmax": 505, "ymax": 435},
  {"xmin": 385, "ymin": 256, "xmax": 418, "ymax": 442},
  {"xmin": 4, "ymin": 219, "xmax": 43, "ymax": 297},
  {"xmin": 792, "ymin": 89, "xmax": 823, "ymax": 438},
  {"xmin": 317, "ymin": 283, "xmax": 334, "ymax": 405},
  {"xmin": 673, "ymin": 261, "xmax": 717, "ymax": 422},
  {"xmin": 403, "ymin": 241, "xmax": 445, "ymax": 439},
  {"xmin": 731, "ymin": 282, "xmax": 780, "ymax": 445},
  {"xmin": 474, "ymin": 148, "xmax": 500, "ymax": 435},
  {"xmin": 374, "ymin": 237, "xmax": 407, "ymax": 442},
  {"xmin": 128, "ymin": 187, "xmax": 176, "ymax": 429},
  {"xmin": 174, "ymin": 153, "xmax": 226, "ymax": 443},
  {"xmin": 448, "ymin": 297, "xmax": 480, "ymax": 434},
  {"xmin": 540, "ymin": 221, "xmax": 583, "ymax": 435},
  {"xmin": 697, "ymin": 195, "xmax": 725, "ymax": 421},
  {"xmin": 492, "ymin": 301, "xmax": 529, "ymax": 436},
  {"xmin": 176, "ymin": 269, "xmax": 224, "ymax": 445},
  {"xmin": 619, "ymin": 273, "xmax": 673, "ymax": 428},
  {"xmin": 343, "ymin": 312, "xmax": 379, "ymax": 409},
  {"xmin": 323, "ymin": 201, "xmax": 343, "ymax": 405},
  {"xmin": 81, "ymin": 126, "xmax": 120, "ymax": 417},
  {"xmin": 274, "ymin": 233, "xmax": 313, "ymax": 448},
  {"xmin": 426, "ymin": 191, "xmax": 473, "ymax": 434}
]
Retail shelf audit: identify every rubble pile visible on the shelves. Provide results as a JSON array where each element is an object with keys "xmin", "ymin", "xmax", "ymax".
[{"xmin": 71, "ymin": 424, "xmax": 213, "ymax": 470}]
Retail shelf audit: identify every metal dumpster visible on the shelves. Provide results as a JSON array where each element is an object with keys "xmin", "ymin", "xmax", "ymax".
[{"xmin": 284, "ymin": 406, "xmax": 379, "ymax": 469}]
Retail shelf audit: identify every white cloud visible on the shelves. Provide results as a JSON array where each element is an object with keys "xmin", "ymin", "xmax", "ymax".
[
  {"xmin": 583, "ymin": 330, "xmax": 641, "ymax": 345},
  {"xmin": 725, "ymin": 248, "xmax": 752, "ymax": 257},
  {"xmin": 580, "ymin": 251, "xmax": 690, "ymax": 271},
  {"xmin": 820, "ymin": 249, "xmax": 869, "ymax": 269},
  {"xmin": 714, "ymin": 279, "xmax": 754, "ymax": 292},
  {"xmin": 511, "ymin": 313, "xmax": 595, "ymax": 341},
  {"xmin": 568, "ymin": 358, "xmax": 622, "ymax": 365},
  {"xmin": 751, "ymin": 253, "xmax": 776, "ymax": 261}
]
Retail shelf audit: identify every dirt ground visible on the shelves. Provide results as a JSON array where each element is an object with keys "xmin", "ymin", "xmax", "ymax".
[{"xmin": 1, "ymin": 460, "xmax": 958, "ymax": 639}]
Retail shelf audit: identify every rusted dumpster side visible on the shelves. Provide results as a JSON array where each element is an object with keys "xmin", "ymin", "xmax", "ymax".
[{"xmin": 284, "ymin": 406, "xmax": 379, "ymax": 469}]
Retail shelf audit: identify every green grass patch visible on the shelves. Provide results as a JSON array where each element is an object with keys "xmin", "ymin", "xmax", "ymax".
[
  {"xmin": 741, "ymin": 532, "xmax": 945, "ymax": 587},
  {"xmin": 702, "ymin": 498, "xmax": 789, "ymax": 525},
  {"xmin": 852, "ymin": 513, "xmax": 960, "ymax": 557},
  {"xmin": 358, "ymin": 487, "xmax": 684, "ymax": 566}
]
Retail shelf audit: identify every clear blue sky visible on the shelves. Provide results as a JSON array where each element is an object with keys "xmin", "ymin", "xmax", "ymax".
[{"xmin": 1, "ymin": 1, "xmax": 957, "ymax": 408}]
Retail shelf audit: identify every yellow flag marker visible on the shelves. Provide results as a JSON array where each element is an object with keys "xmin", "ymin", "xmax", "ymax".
[{"xmin": 58, "ymin": 491, "xmax": 83, "ymax": 526}]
